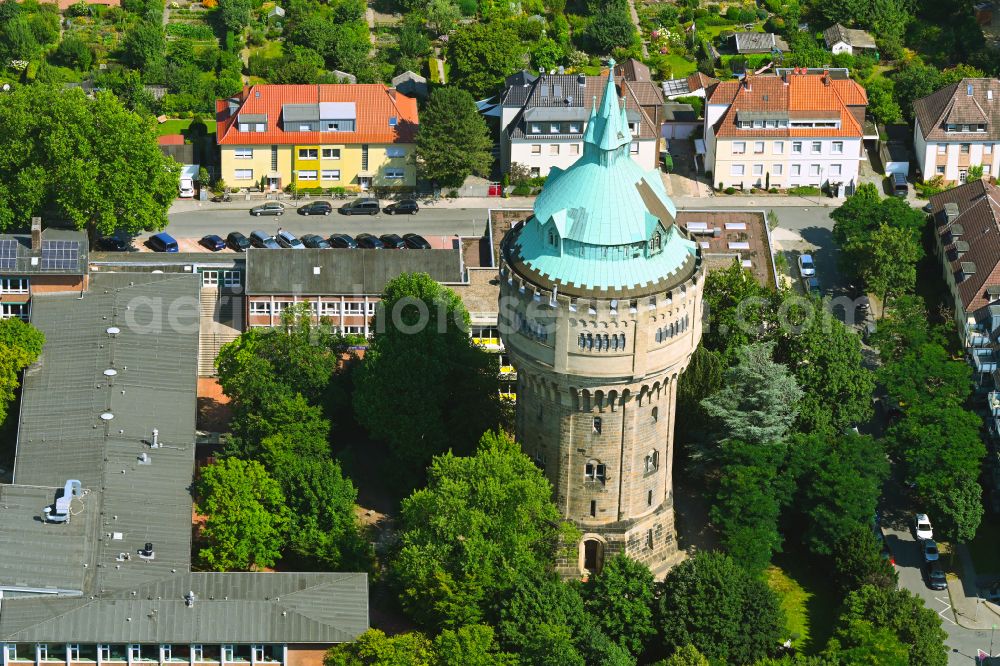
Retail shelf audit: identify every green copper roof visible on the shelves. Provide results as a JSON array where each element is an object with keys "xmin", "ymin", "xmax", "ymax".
[{"xmin": 511, "ymin": 62, "xmax": 698, "ymax": 294}]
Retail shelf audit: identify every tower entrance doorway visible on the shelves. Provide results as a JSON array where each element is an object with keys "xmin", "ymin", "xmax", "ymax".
[{"xmin": 583, "ymin": 539, "xmax": 604, "ymax": 575}]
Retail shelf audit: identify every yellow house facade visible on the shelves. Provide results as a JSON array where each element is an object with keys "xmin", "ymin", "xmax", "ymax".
[{"xmin": 216, "ymin": 84, "xmax": 420, "ymax": 192}]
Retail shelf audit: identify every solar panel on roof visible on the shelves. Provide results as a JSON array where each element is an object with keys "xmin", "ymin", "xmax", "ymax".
[
  {"xmin": 40, "ymin": 239, "xmax": 80, "ymax": 271},
  {"xmin": 0, "ymin": 239, "xmax": 16, "ymax": 270}
]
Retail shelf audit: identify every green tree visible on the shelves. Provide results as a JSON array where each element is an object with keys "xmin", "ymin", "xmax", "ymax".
[
  {"xmin": 584, "ymin": 554, "xmax": 656, "ymax": 656},
  {"xmin": 531, "ymin": 37, "xmax": 565, "ymax": 72},
  {"xmin": 869, "ymin": 296, "xmax": 944, "ymax": 364},
  {"xmin": 391, "ymin": 431, "xmax": 576, "ymax": 630},
  {"xmin": 823, "ymin": 618, "xmax": 909, "ymax": 666},
  {"xmin": 0, "ymin": 85, "xmax": 179, "ymax": 238},
  {"xmin": 656, "ymin": 552, "xmax": 785, "ymax": 664},
  {"xmin": 121, "ymin": 20, "xmax": 166, "ymax": 80},
  {"xmin": 925, "ymin": 475, "xmax": 984, "ymax": 544},
  {"xmin": 676, "ymin": 345, "xmax": 724, "ymax": 442},
  {"xmin": 196, "ymin": 458, "xmax": 290, "ymax": 571},
  {"xmin": 879, "ymin": 344, "xmax": 971, "ymax": 411},
  {"xmin": 354, "ymin": 273, "xmax": 501, "ymax": 481},
  {"xmin": 414, "ymin": 86, "xmax": 494, "ymax": 188},
  {"xmin": 398, "ymin": 16, "xmax": 432, "ymax": 61},
  {"xmin": 425, "ymin": 0, "xmax": 460, "ymax": 34},
  {"xmin": 657, "ymin": 645, "xmax": 710, "ymax": 666},
  {"xmin": 791, "ymin": 433, "xmax": 889, "ymax": 556},
  {"xmin": 0, "ymin": 318, "xmax": 45, "ymax": 425},
  {"xmin": 219, "ymin": 0, "xmax": 252, "ymax": 33},
  {"xmin": 776, "ymin": 303, "xmax": 874, "ymax": 433},
  {"xmin": 891, "ymin": 63, "xmax": 942, "ymax": 122},
  {"xmin": 52, "ymin": 33, "xmax": 93, "ymax": 71},
  {"xmin": 967, "ymin": 164, "xmax": 985, "ymax": 182},
  {"xmin": 832, "ymin": 526, "xmax": 898, "ymax": 596},
  {"xmin": 324, "ymin": 630, "xmax": 434, "ymax": 666},
  {"xmin": 521, "ymin": 624, "xmax": 585, "ymax": 666},
  {"xmin": 447, "ymin": 22, "xmax": 527, "ymax": 98},
  {"xmin": 701, "ymin": 343, "xmax": 802, "ymax": 447},
  {"xmin": 702, "ymin": 259, "xmax": 777, "ymax": 362},
  {"xmin": 859, "ymin": 224, "xmax": 923, "ymax": 307},
  {"xmin": 864, "ymin": 76, "xmax": 903, "ymax": 125},
  {"xmin": 830, "ymin": 585, "xmax": 948, "ymax": 666},
  {"xmin": 432, "ymin": 624, "xmax": 518, "ymax": 666},
  {"xmin": 0, "ymin": 16, "xmax": 40, "ymax": 62},
  {"xmin": 711, "ymin": 441, "xmax": 786, "ymax": 571},
  {"xmin": 587, "ymin": 9, "xmax": 637, "ymax": 53}
]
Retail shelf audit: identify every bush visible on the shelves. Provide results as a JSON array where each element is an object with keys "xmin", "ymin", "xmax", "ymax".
[
  {"xmin": 724, "ymin": 186, "xmax": 736, "ymax": 194},
  {"xmin": 915, "ymin": 176, "xmax": 949, "ymax": 199},
  {"xmin": 512, "ymin": 183, "xmax": 532, "ymax": 196},
  {"xmin": 769, "ymin": 187, "xmax": 778, "ymax": 193},
  {"xmin": 788, "ymin": 185, "xmax": 821, "ymax": 196}
]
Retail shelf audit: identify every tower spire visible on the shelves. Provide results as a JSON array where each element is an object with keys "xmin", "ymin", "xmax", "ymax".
[{"xmin": 583, "ymin": 60, "xmax": 633, "ymax": 156}]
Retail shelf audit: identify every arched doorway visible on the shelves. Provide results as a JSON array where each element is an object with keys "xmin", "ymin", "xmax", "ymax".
[{"xmin": 582, "ymin": 538, "xmax": 605, "ymax": 575}]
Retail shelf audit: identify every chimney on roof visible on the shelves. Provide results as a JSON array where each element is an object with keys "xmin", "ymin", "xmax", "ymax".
[
  {"xmin": 31, "ymin": 217, "xmax": 41, "ymax": 251},
  {"xmin": 387, "ymin": 88, "xmax": 396, "ymax": 100},
  {"xmin": 745, "ymin": 74, "xmax": 752, "ymax": 92},
  {"xmin": 823, "ymin": 69, "xmax": 830, "ymax": 86}
]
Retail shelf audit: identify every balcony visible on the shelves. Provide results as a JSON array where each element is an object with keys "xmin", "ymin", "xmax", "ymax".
[
  {"xmin": 971, "ymin": 348, "xmax": 997, "ymax": 374},
  {"xmin": 988, "ymin": 391, "xmax": 1000, "ymax": 418},
  {"xmin": 966, "ymin": 324, "xmax": 991, "ymax": 349}
]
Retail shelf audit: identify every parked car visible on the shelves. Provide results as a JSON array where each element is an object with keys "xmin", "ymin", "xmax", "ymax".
[
  {"xmin": 891, "ymin": 172, "xmax": 908, "ymax": 198},
  {"xmin": 355, "ymin": 233, "xmax": 384, "ymax": 249},
  {"xmin": 276, "ymin": 230, "xmax": 305, "ymax": 249},
  {"xmin": 384, "ymin": 199, "xmax": 419, "ymax": 215},
  {"xmin": 380, "ymin": 233, "xmax": 406, "ymax": 249},
  {"xmin": 299, "ymin": 201, "xmax": 333, "ymax": 216},
  {"xmin": 803, "ymin": 276, "xmax": 821, "ymax": 296},
  {"xmin": 226, "ymin": 231, "xmax": 251, "ymax": 252},
  {"xmin": 339, "ymin": 198, "xmax": 380, "ymax": 215},
  {"xmin": 301, "ymin": 233, "xmax": 331, "ymax": 249},
  {"xmin": 251, "ymin": 202, "xmax": 284, "ymax": 216},
  {"xmin": 179, "ymin": 177, "xmax": 195, "ymax": 198},
  {"xmin": 915, "ymin": 513, "xmax": 934, "ymax": 540},
  {"xmin": 249, "ymin": 230, "xmax": 281, "ymax": 249},
  {"xmin": 96, "ymin": 234, "xmax": 131, "ymax": 251},
  {"xmin": 329, "ymin": 233, "xmax": 358, "ymax": 249},
  {"xmin": 921, "ymin": 539, "xmax": 940, "ymax": 563},
  {"xmin": 403, "ymin": 233, "xmax": 431, "ymax": 249},
  {"xmin": 148, "ymin": 232, "xmax": 178, "ymax": 253},
  {"xmin": 798, "ymin": 253, "xmax": 816, "ymax": 277},
  {"xmin": 199, "ymin": 234, "xmax": 226, "ymax": 251},
  {"xmin": 925, "ymin": 563, "xmax": 947, "ymax": 590}
]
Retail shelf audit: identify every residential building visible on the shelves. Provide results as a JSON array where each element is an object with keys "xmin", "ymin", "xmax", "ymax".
[
  {"xmin": 498, "ymin": 69, "xmax": 660, "ymax": 177},
  {"xmin": 732, "ymin": 32, "xmax": 789, "ymax": 54},
  {"xmin": 705, "ymin": 69, "xmax": 870, "ymax": 190},
  {"xmin": 391, "ymin": 71, "xmax": 428, "ymax": 101},
  {"xmin": 913, "ymin": 78, "xmax": 1000, "ymax": 184},
  {"xmin": 822, "ymin": 23, "xmax": 878, "ymax": 55},
  {"xmin": 0, "ymin": 220, "xmax": 87, "ymax": 321},
  {"xmin": 0, "ymin": 272, "xmax": 368, "ymax": 664},
  {"xmin": 929, "ymin": 179, "xmax": 1000, "ymax": 376},
  {"xmin": 216, "ymin": 84, "xmax": 418, "ymax": 193},
  {"xmin": 498, "ymin": 65, "xmax": 704, "ymax": 579},
  {"xmin": 614, "ymin": 59, "xmax": 667, "ymax": 143},
  {"xmin": 662, "ymin": 72, "xmax": 719, "ymax": 100}
]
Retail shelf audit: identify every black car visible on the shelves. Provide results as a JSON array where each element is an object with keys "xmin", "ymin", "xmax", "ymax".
[
  {"xmin": 200, "ymin": 234, "xmax": 226, "ymax": 251},
  {"xmin": 329, "ymin": 233, "xmax": 358, "ymax": 249},
  {"xmin": 925, "ymin": 563, "xmax": 947, "ymax": 590},
  {"xmin": 339, "ymin": 198, "xmax": 380, "ymax": 215},
  {"xmin": 299, "ymin": 201, "xmax": 333, "ymax": 216},
  {"xmin": 380, "ymin": 233, "xmax": 406, "ymax": 249},
  {"xmin": 383, "ymin": 199, "xmax": 419, "ymax": 215},
  {"xmin": 96, "ymin": 234, "xmax": 131, "ymax": 251},
  {"xmin": 355, "ymin": 233, "xmax": 384, "ymax": 249},
  {"xmin": 226, "ymin": 231, "xmax": 251, "ymax": 252},
  {"xmin": 301, "ymin": 233, "xmax": 332, "ymax": 249},
  {"xmin": 403, "ymin": 233, "xmax": 431, "ymax": 249}
]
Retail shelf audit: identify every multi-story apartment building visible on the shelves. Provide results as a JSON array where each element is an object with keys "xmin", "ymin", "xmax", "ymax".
[
  {"xmin": 913, "ymin": 78, "xmax": 1000, "ymax": 185},
  {"xmin": 498, "ymin": 69, "xmax": 659, "ymax": 177},
  {"xmin": 216, "ymin": 85, "xmax": 418, "ymax": 193},
  {"xmin": 705, "ymin": 69, "xmax": 870, "ymax": 190}
]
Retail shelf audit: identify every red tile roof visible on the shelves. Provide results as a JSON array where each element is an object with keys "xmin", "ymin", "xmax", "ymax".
[
  {"xmin": 157, "ymin": 134, "xmax": 185, "ymax": 146},
  {"xmin": 708, "ymin": 71, "xmax": 868, "ymax": 138},
  {"xmin": 216, "ymin": 84, "xmax": 419, "ymax": 146}
]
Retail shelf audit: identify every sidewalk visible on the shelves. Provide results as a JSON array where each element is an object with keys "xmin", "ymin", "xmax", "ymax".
[{"xmin": 949, "ymin": 544, "xmax": 1000, "ymax": 630}]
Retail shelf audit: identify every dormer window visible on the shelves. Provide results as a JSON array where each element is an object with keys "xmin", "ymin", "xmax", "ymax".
[
  {"xmin": 947, "ymin": 124, "xmax": 957, "ymax": 132},
  {"xmin": 650, "ymin": 231, "xmax": 662, "ymax": 252},
  {"xmin": 530, "ymin": 124, "xmax": 541, "ymax": 134},
  {"xmin": 548, "ymin": 229, "xmax": 558, "ymax": 247}
]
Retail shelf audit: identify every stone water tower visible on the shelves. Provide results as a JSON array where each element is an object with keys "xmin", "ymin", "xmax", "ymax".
[{"xmin": 498, "ymin": 65, "xmax": 704, "ymax": 578}]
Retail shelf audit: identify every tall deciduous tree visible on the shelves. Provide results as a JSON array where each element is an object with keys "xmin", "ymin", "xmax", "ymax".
[
  {"xmin": 196, "ymin": 458, "xmax": 290, "ymax": 571},
  {"xmin": 391, "ymin": 431, "xmax": 577, "ymax": 630},
  {"xmin": 0, "ymin": 85, "xmax": 179, "ymax": 239},
  {"xmin": 583, "ymin": 554, "xmax": 656, "ymax": 657},
  {"xmin": 701, "ymin": 343, "xmax": 803, "ymax": 447},
  {"xmin": 676, "ymin": 345, "xmax": 724, "ymax": 443},
  {"xmin": 446, "ymin": 22, "xmax": 527, "ymax": 98},
  {"xmin": 354, "ymin": 273, "xmax": 501, "ymax": 481},
  {"xmin": 702, "ymin": 259, "xmax": 779, "ymax": 362},
  {"xmin": 776, "ymin": 303, "xmax": 874, "ymax": 433},
  {"xmin": 859, "ymin": 224, "xmax": 922, "ymax": 307},
  {"xmin": 0, "ymin": 318, "xmax": 45, "ymax": 425},
  {"xmin": 414, "ymin": 87, "xmax": 495, "ymax": 188},
  {"xmin": 832, "ymin": 526, "xmax": 898, "ymax": 596},
  {"xmin": 655, "ymin": 552, "xmax": 785, "ymax": 664}
]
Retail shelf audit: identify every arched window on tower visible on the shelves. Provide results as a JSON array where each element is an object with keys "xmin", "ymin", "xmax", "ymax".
[
  {"xmin": 650, "ymin": 231, "xmax": 662, "ymax": 252},
  {"xmin": 652, "ymin": 406, "xmax": 659, "ymax": 422},
  {"xmin": 592, "ymin": 416, "xmax": 602, "ymax": 434},
  {"xmin": 548, "ymin": 229, "xmax": 558, "ymax": 247},
  {"xmin": 618, "ymin": 333, "xmax": 626, "ymax": 350},
  {"xmin": 644, "ymin": 450, "xmax": 660, "ymax": 473}
]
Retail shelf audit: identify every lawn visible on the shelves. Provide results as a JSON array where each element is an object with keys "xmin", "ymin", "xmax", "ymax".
[
  {"xmin": 969, "ymin": 513, "xmax": 1000, "ymax": 576},
  {"xmin": 765, "ymin": 553, "xmax": 839, "ymax": 655},
  {"xmin": 156, "ymin": 119, "xmax": 218, "ymax": 137},
  {"xmin": 658, "ymin": 53, "xmax": 698, "ymax": 78}
]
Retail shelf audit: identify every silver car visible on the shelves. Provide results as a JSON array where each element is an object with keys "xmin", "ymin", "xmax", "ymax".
[
  {"xmin": 276, "ymin": 230, "xmax": 305, "ymax": 249},
  {"xmin": 250, "ymin": 202, "xmax": 284, "ymax": 216}
]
